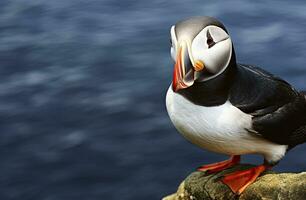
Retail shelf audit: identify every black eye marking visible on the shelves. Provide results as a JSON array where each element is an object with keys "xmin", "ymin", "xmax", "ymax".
[
  {"xmin": 170, "ymin": 38, "xmax": 173, "ymax": 46},
  {"xmin": 206, "ymin": 30, "xmax": 216, "ymax": 48}
]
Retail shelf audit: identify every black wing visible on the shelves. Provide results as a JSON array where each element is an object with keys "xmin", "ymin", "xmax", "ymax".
[{"xmin": 229, "ymin": 64, "xmax": 306, "ymax": 147}]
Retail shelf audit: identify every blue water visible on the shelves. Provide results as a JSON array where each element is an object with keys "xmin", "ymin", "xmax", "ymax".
[{"xmin": 1, "ymin": 0, "xmax": 306, "ymax": 199}]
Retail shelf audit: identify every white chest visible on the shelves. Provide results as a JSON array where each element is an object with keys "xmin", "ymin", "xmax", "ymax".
[
  {"xmin": 166, "ymin": 86, "xmax": 253, "ymax": 146},
  {"xmin": 165, "ymin": 86, "xmax": 287, "ymax": 160}
]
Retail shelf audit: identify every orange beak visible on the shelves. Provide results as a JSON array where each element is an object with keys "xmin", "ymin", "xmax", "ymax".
[
  {"xmin": 172, "ymin": 44, "xmax": 196, "ymax": 92},
  {"xmin": 172, "ymin": 48, "xmax": 186, "ymax": 92}
]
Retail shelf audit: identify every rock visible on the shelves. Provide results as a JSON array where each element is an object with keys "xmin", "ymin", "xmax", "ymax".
[{"xmin": 162, "ymin": 164, "xmax": 306, "ymax": 200}]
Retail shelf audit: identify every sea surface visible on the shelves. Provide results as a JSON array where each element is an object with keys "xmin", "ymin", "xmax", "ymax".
[{"xmin": 1, "ymin": 0, "xmax": 306, "ymax": 199}]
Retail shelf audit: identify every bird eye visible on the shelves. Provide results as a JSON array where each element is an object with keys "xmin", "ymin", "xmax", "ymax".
[
  {"xmin": 206, "ymin": 30, "xmax": 216, "ymax": 48},
  {"xmin": 170, "ymin": 38, "xmax": 173, "ymax": 46},
  {"xmin": 207, "ymin": 38, "xmax": 214, "ymax": 47}
]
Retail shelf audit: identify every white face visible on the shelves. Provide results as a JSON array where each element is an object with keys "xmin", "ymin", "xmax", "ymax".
[
  {"xmin": 170, "ymin": 25, "xmax": 232, "ymax": 81},
  {"xmin": 170, "ymin": 26, "xmax": 178, "ymax": 61}
]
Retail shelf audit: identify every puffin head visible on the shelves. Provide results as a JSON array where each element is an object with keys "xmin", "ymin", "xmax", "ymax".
[{"xmin": 170, "ymin": 16, "xmax": 234, "ymax": 92}]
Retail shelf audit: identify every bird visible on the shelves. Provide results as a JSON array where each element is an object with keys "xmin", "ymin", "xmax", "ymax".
[{"xmin": 166, "ymin": 16, "xmax": 306, "ymax": 195}]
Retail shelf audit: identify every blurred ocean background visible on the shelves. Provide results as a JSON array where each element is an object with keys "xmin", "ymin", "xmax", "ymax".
[{"xmin": 1, "ymin": 0, "xmax": 306, "ymax": 199}]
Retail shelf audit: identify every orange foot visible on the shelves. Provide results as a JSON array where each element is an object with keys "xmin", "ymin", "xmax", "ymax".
[
  {"xmin": 222, "ymin": 164, "xmax": 270, "ymax": 195},
  {"xmin": 197, "ymin": 155, "xmax": 240, "ymax": 174}
]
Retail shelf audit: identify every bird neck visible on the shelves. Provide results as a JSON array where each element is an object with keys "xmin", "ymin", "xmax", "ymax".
[{"xmin": 177, "ymin": 49, "xmax": 237, "ymax": 106}]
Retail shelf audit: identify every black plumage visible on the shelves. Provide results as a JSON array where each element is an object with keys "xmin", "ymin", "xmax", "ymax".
[{"xmin": 230, "ymin": 64, "xmax": 306, "ymax": 147}]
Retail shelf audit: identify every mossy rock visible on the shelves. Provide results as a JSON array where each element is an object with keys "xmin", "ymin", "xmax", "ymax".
[{"xmin": 163, "ymin": 164, "xmax": 306, "ymax": 200}]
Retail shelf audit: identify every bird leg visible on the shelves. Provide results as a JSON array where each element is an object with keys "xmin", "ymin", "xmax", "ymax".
[
  {"xmin": 221, "ymin": 164, "xmax": 271, "ymax": 195},
  {"xmin": 197, "ymin": 155, "xmax": 240, "ymax": 173}
]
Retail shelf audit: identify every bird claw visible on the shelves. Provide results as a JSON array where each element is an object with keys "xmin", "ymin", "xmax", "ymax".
[{"xmin": 221, "ymin": 165, "xmax": 268, "ymax": 195}]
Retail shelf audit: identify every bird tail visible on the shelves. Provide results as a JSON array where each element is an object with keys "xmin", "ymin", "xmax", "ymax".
[{"xmin": 301, "ymin": 91, "xmax": 306, "ymax": 100}]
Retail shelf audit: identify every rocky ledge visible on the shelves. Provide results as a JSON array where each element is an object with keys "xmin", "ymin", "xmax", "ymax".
[{"xmin": 163, "ymin": 164, "xmax": 306, "ymax": 200}]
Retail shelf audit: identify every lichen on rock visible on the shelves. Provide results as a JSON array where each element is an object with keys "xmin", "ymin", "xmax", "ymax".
[{"xmin": 162, "ymin": 164, "xmax": 306, "ymax": 200}]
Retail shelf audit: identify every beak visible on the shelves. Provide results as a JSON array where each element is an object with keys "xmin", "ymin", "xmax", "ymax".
[{"xmin": 172, "ymin": 42, "xmax": 202, "ymax": 92}]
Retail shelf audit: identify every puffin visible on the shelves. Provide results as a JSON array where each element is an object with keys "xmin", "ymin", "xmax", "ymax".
[{"xmin": 166, "ymin": 16, "xmax": 306, "ymax": 194}]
